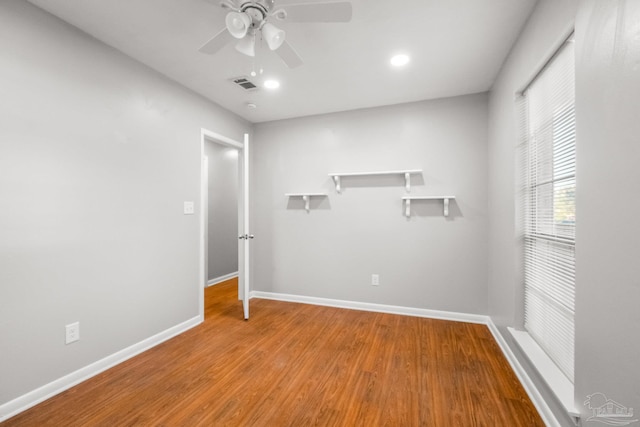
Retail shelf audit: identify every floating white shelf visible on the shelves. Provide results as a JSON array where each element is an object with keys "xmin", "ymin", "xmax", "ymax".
[
  {"xmin": 285, "ymin": 193, "xmax": 328, "ymax": 212},
  {"xmin": 402, "ymin": 196, "xmax": 455, "ymax": 217},
  {"xmin": 328, "ymin": 169, "xmax": 422, "ymax": 193}
]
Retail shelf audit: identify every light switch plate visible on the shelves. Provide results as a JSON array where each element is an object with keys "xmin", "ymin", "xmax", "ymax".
[{"xmin": 184, "ymin": 201, "xmax": 195, "ymax": 215}]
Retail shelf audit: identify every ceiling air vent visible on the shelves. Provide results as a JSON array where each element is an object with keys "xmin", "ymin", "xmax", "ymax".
[{"xmin": 230, "ymin": 76, "xmax": 259, "ymax": 92}]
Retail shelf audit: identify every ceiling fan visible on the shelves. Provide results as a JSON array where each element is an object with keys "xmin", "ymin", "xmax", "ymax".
[{"xmin": 199, "ymin": 0, "xmax": 353, "ymax": 68}]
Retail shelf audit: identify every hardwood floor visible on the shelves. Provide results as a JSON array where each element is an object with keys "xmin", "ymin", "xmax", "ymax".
[{"xmin": 3, "ymin": 280, "xmax": 543, "ymax": 426}]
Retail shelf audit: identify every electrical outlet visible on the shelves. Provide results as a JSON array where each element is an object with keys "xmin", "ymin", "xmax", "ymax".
[
  {"xmin": 371, "ymin": 274, "xmax": 380, "ymax": 286},
  {"xmin": 184, "ymin": 201, "xmax": 195, "ymax": 215},
  {"xmin": 65, "ymin": 322, "xmax": 80, "ymax": 344}
]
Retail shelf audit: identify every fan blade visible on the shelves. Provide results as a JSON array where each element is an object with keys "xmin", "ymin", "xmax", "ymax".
[
  {"xmin": 279, "ymin": 1, "xmax": 352, "ymax": 23},
  {"xmin": 199, "ymin": 28, "xmax": 234, "ymax": 54},
  {"xmin": 202, "ymin": 0, "xmax": 239, "ymax": 10},
  {"xmin": 275, "ymin": 40, "xmax": 304, "ymax": 68},
  {"xmin": 220, "ymin": 0, "xmax": 240, "ymax": 11}
]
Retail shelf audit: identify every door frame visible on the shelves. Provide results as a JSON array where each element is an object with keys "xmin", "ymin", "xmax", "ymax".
[{"xmin": 199, "ymin": 129, "xmax": 247, "ymax": 321}]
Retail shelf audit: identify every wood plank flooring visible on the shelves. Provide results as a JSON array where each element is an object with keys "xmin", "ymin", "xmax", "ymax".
[{"xmin": 3, "ymin": 280, "xmax": 544, "ymax": 426}]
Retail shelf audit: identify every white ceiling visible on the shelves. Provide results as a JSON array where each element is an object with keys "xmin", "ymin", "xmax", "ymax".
[{"xmin": 27, "ymin": 0, "xmax": 537, "ymax": 123}]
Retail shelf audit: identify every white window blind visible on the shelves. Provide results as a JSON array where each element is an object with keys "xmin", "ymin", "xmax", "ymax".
[{"xmin": 518, "ymin": 38, "xmax": 576, "ymax": 383}]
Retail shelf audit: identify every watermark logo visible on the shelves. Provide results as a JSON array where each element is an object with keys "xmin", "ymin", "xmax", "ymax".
[{"xmin": 584, "ymin": 392, "xmax": 638, "ymax": 425}]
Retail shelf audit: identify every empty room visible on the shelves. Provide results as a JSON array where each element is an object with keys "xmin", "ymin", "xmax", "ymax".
[{"xmin": 1, "ymin": 0, "xmax": 639, "ymax": 426}]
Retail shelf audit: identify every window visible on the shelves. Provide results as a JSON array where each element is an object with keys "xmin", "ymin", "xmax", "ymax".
[{"xmin": 518, "ymin": 37, "xmax": 576, "ymax": 383}]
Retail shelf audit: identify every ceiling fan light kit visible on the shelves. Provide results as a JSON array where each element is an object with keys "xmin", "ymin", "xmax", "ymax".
[
  {"xmin": 199, "ymin": 0, "xmax": 353, "ymax": 69},
  {"xmin": 225, "ymin": 11, "xmax": 251, "ymax": 38},
  {"xmin": 235, "ymin": 33, "xmax": 256, "ymax": 56},
  {"xmin": 261, "ymin": 22, "xmax": 285, "ymax": 51}
]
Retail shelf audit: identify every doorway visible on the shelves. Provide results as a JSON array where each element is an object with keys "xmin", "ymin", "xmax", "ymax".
[
  {"xmin": 199, "ymin": 130, "xmax": 251, "ymax": 321},
  {"xmin": 205, "ymin": 142, "xmax": 239, "ymax": 288}
]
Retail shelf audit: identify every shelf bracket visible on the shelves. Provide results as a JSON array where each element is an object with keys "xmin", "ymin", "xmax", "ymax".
[
  {"xmin": 332, "ymin": 175, "xmax": 341, "ymax": 193},
  {"xmin": 285, "ymin": 193, "xmax": 328, "ymax": 212},
  {"xmin": 403, "ymin": 196, "xmax": 455, "ymax": 218},
  {"xmin": 405, "ymin": 172, "xmax": 411, "ymax": 193}
]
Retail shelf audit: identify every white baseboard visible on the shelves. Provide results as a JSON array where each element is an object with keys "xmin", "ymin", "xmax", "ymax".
[
  {"xmin": 250, "ymin": 291, "xmax": 489, "ymax": 324},
  {"xmin": 486, "ymin": 321, "xmax": 564, "ymax": 427},
  {"xmin": 207, "ymin": 271, "xmax": 238, "ymax": 287},
  {"xmin": 252, "ymin": 290, "xmax": 563, "ymax": 427},
  {"xmin": 0, "ymin": 316, "xmax": 202, "ymax": 423}
]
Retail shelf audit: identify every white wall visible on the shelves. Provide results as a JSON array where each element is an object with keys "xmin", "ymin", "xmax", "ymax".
[
  {"xmin": 0, "ymin": 0, "xmax": 249, "ymax": 405},
  {"xmin": 252, "ymin": 94, "xmax": 488, "ymax": 314},
  {"xmin": 487, "ymin": 1, "xmax": 578, "ymax": 424},
  {"xmin": 205, "ymin": 141, "xmax": 238, "ymax": 281},
  {"xmin": 488, "ymin": 0, "xmax": 640, "ymax": 425},
  {"xmin": 487, "ymin": 0, "xmax": 578, "ymax": 330},
  {"xmin": 574, "ymin": 0, "xmax": 640, "ymax": 421}
]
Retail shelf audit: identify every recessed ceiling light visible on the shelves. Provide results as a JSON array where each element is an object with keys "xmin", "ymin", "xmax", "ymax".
[
  {"xmin": 264, "ymin": 79, "xmax": 280, "ymax": 89},
  {"xmin": 390, "ymin": 54, "xmax": 410, "ymax": 67},
  {"xmin": 246, "ymin": 103, "xmax": 257, "ymax": 109}
]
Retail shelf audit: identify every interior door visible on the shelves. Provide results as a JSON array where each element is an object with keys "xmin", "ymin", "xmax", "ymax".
[
  {"xmin": 240, "ymin": 133, "xmax": 251, "ymax": 319},
  {"xmin": 201, "ymin": 129, "xmax": 249, "ymax": 322},
  {"xmin": 203, "ymin": 155, "xmax": 209, "ymax": 292}
]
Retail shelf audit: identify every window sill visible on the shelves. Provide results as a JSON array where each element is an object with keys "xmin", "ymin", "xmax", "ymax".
[{"xmin": 508, "ymin": 327, "xmax": 581, "ymax": 423}]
